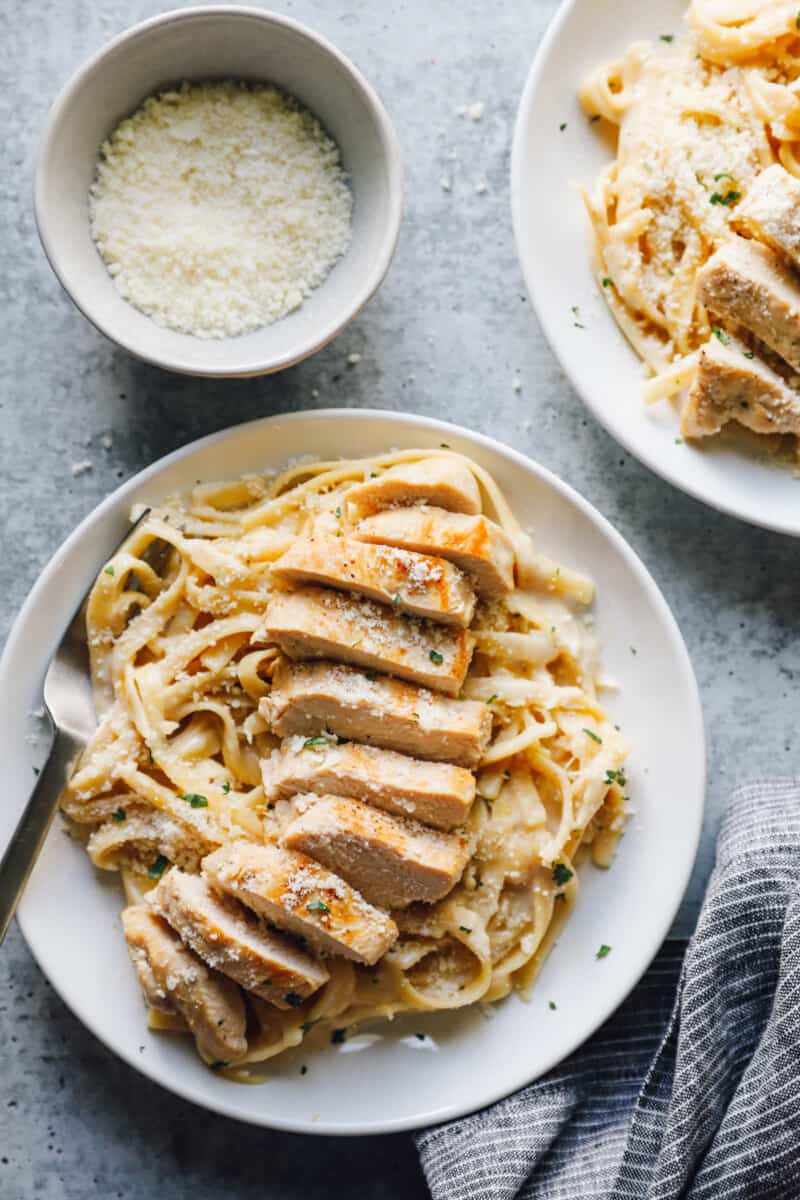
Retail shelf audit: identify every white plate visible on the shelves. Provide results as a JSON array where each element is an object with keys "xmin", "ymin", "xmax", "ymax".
[
  {"xmin": 0, "ymin": 410, "xmax": 704, "ymax": 1134},
  {"xmin": 511, "ymin": 0, "xmax": 800, "ymax": 537}
]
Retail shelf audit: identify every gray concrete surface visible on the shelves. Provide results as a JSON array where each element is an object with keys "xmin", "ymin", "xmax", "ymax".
[{"xmin": 2, "ymin": 0, "xmax": 800, "ymax": 1195}]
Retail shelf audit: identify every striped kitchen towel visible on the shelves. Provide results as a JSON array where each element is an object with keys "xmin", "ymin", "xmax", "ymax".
[{"xmin": 416, "ymin": 780, "xmax": 800, "ymax": 1199}]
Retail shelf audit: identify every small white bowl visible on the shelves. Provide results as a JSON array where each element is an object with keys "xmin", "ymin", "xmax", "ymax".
[{"xmin": 34, "ymin": 6, "xmax": 403, "ymax": 377}]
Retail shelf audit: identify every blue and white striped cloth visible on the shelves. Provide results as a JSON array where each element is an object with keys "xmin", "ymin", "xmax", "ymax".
[{"xmin": 416, "ymin": 781, "xmax": 800, "ymax": 1198}]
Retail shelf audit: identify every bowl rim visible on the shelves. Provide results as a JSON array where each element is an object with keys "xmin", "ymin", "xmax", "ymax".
[
  {"xmin": 5, "ymin": 407, "xmax": 706, "ymax": 1134},
  {"xmin": 33, "ymin": 5, "xmax": 404, "ymax": 379},
  {"xmin": 509, "ymin": 0, "xmax": 800, "ymax": 537}
]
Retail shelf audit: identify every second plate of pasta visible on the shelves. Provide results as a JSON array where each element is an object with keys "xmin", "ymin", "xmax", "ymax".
[
  {"xmin": 512, "ymin": 0, "xmax": 800, "ymax": 536},
  {"xmin": 2, "ymin": 410, "xmax": 703, "ymax": 1133}
]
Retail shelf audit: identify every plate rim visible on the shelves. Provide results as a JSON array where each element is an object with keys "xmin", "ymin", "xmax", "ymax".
[
  {"xmin": 510, "ymin": 0, "xmax": 800, "ymax": 538},
  {"xmin": 3, "ymin": 407, "xmax": 706, "ymax": 1134}
]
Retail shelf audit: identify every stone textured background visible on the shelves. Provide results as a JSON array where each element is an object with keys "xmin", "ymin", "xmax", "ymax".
[{"xmin": 2, "ymin": 0, "xmax": 800, "ymax": 1195}]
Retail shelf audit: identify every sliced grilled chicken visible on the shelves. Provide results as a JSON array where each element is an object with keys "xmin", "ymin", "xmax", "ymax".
[
  {"xmin": 122, "ymin": 905, "xmax": 247, "ymax": 1063},
  {"xmin": 345, "ymin": 456, "xmax": 482, "ymax": 519},
  {"xmin": 263, "ymin": 658, "xmax": 492, "ymax": 768},
  {"xmin": 151, "ymin": 868, "xmax": 329, "ymax": 1008},
  {"xmin": 354, "ymin": 507, "xmax": 515, "ymax": 599},
  {"xmin": 737, "ymin": 164, "xmax": 800, "ymax": 271},
  {"xmin": 283, "ymin": 794, "xmax": 471, "ymax": 909},
  {"xmin": 681, "ymin": 335, "xmax": 800, "ymax": 438},
  {"xmin": 203, "ymin": 843, "xmax": 397, "ymax": 966},
  {"xmin": 259, "ymin": 585, "xmax": 473, "ymax": 696},
  {"xmin": 696, "ymin": 239, "xmax": 800, "ymax": 373},
  {"xmin": 263, "ymin": 736, "xmax": 476, "ymax": 830},
  {"xmin": 271, "ymin": 532, "xmax": 475, "ymax": 628}
]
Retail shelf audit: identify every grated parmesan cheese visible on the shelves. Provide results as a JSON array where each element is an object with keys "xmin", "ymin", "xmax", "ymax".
[{"xmin": 89, "ymin": 81, "xmax": 353, "ymax": 339}]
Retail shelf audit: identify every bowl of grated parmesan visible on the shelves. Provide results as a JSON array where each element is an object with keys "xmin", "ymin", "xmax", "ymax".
[{"xmin": 34, "ymin": 6, "xmax": 403, "ymax": 376}]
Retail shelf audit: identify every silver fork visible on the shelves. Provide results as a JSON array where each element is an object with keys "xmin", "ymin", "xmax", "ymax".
[{"xmin": 0, "ymin": 510, "xmax": 151, "ymax": 943}]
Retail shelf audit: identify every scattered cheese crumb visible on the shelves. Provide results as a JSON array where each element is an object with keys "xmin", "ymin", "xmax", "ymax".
[
  {"xmin": 90, "ymin": 81, "xmax": 353, "ymax": 338},
  {"xmin": 439, "ymin": 176, "xmax": 451, "ymax": 192},
  {"xmin": 311, "ymin": 388, "xmax": 320, "ymax": 399},
  {"xmin": 100, "ymin": 433, "xmax": 113, "ymax": 451},
  {"xmin": 512, "ymin": 375, "xmax": 523, "ymax": 393},
  {"xmin": 71, "ymin": 460, "xmax": 93, "ymax": 477},
  {"xmin": 347, "ymin": 352, "xmax": 362, "ymax": 366},
  {"xmin": 475, "ymin": 178, "xmax": 488, "ymax": 194}
]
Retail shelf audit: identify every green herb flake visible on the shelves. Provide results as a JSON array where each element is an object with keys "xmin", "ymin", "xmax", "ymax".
[
  {"xmin": 459, "ymin": 925, "xmax": 473, "ymax": 935},
  {"xmin": 103, "ymin": 565, "xmax": 115, "ymax": 576},
  {"xmin": 714, "ymin": 172, "xmax": 733, "ymax": 181},
  {"xmin": 571, "ymin": 304, "xmax": 586, "ymax": 330},
  {"xmin": 307, "ymin": 899, "xmax": 330, "ymax": 915},
  {"xmin": 303, "ymin": 735, "xmax": 334, "ymax": 750},
  {"xmin": 222, "ymin": 781, "xmax": 231, "ymax": 794},
  {"xmin": 147, "ymin": 855, "xmax": 169, "ymax": 880},
  {"xmin": 548, "ymin": 1000, "xmax": 557, "ymax": 1010},
  {"xmin": 709, "ymin": 190, "xmax": 741, "ymax": 207},
  {"xmin": 300, "ymin": 1019, "xmax": 320, "ymax": 1037},
  {"xmin": 284, "ymin": 992, "xmax": 303, "ymax": 1008},
  {"xmin": 365, "ymin": 671, "xmax": 378, "ymax": 682},
  {"xmin": 393, "ymin": 593, "xmax": 403, "ymax": 607},
  {"xmin": 369, "ymin": 472, "xmax": 378, "ymax": 478},
  {"xmin": 659, "ymin": 33, "xmax": 674, "ymax": 42},
  {"xmin": 596, "ymin": 944, "xmax": 612, "ymax": 960},
  {"xmin": 181, "ymin": 792, "xmax": 208, "ymax": 808},
  {"xmin": 582, "ymin": 728, "xmax": 603, "ymax": 744},
  {"xmin": 111, "ymin": 808, "xmax": 127, "ymax": 823},
  {"xmin": 605, "ymin": 768, "xmax": 627, "ymax": 787},
  {"xmin": 602, "ymin": 277, "xmax": 612, "ymax": 288},
  {"xmin": 486, "ymin": 694, "xmax": 499, "ymax": 705},
  {"xmin": 429, "ymin": 650, "xmax": 444, "ymax": 665},
  {"xmin": 440, "ymin": 443, "xmax": 450, "ymax": 449},
  {"xmin": 334, "ymin": 506, "xmax": 342, "ymax": 519},
  {"xmin": 712, "ymin": 326, "xmax": 731, "ymax": 345},
  {"xmin": 331, "ymin": 1028, "xmax": 346, "ymax": 1044},
  {"xmin": 559, "ymin": 122, "xmax": 568, "ymax": 132},
  {"xmin": 552, "ymin": 863, "xmax": 574, "ymax": 887},
  {"xmin": 743, "ymin": 350, "xmax": 755, "ymax": 359},
  {"xmin": 796, "ymin": 9, "xmax": 800, "ymax": 29},
  {"xmin": 675, "ymin": 438, "xmax": 684, "ymax": 445}
]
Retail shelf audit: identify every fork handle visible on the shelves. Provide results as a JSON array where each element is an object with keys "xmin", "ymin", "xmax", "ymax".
[{"xmin": 0, "ymin": 729, "xmax": 81, "ymax": 944}]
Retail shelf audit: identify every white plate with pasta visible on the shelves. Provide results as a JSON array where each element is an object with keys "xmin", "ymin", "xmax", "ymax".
[
  {"xmin": 513, "ymin": 0, "xmax": 800, "ymax": 536},
  {"xmin": 0, "ymin": 410, "xmax": 703, "ymax": 1133}
]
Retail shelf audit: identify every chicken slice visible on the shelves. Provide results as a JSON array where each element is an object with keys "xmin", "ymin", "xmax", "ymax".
[
  {"xmin": 271, "ymin": 532, "xmax": 475, "ymax": 628},
  {"xmin": 203, "ymin": 842, "xmax": 397, "ymax": 966},
  {"xmin": 263, "ymin": 658, "xmax": 492, "ymax": 768},
  {"xmin": 354, "ymin": 507, "xmax": 515, "ymax": 599},
  {"xmin": 122, "ymin": 905, "xmax": 247, "ymax": 1063},
  {"xmin": 263, "ymin": 736, "xmax": 476, "ymax": 831},
  {"xmin": 258, "ymin": 585, "xmax": 473, "ymax": 696},
  {"xmin": 345, "ymin": 456, "xmax": 482, "ymax": 519},
  {"xmin": 151, "ymin": 868, "xmax": 329, "ymax": 1008},
  {"xmin": 283, "ymin": 794, "xmax": 470, "ymax": 909},
  {"xmin": 737, "ymin": 165, "xmax": 800, "ymax": 271},
  {"xmin": 681, "ymin": 335, "xmax": 800, "ymax": 438},
  {"xmin": 696, "ymin": 238, "xmax": 800, "ymax": 373}
]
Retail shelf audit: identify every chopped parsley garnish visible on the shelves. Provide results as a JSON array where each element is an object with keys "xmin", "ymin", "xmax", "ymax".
[
  {"xmin": 709, "ymin": 190, "xmax": 741, "ymax": 207},
  {"xmin": 552, "ymin": 863, "xmax": 574, "ymax": 887},
  {"xmin": 300, "ymin": 1019, "xmax": 320, "ymax": 1037},
  {"xmin": 459, "ymin": 925, "xmax": 473, "ymax": 935},
  {"xmin": 334, "ymin": 506, "xmax": 342, "ymax": 518},
  {"xmin": 602, "ymin": 277, "xmax": 612, "ymax": 288},
  {"xmin": 365, "ymin": 671, "xmax": 378, "ymax": 681},
  {"xmin": 605, "ymin": 768, "xmax": 627, "ymax": 787},
  {"xmin": 675, "ymin": 438, "xmax": 684, "ymax": 445},
  {"xmin": 440, "ymin": 443, "xmax": 450, "ymax": 449},
  {"xmin": 582, "ymin": 728, "xmax": 603, "ymax": 744},
  {"xmin": 307, "ymin": 899, "xmax": 330, "ymax": 914},
  {"xmin": 714, "ymin": 172, "xmax": 733, "ymax": 181},
  {"xmin": 429, "ymin": 650, "xmax": 444, "ymax": 665},
  {"xmin": 222, "ymin": 781, "xmax": 231, "ymax": 794},
  {"xmin": 596, "ymin": 944, "xmax": 612, "ymax": 960},
  {"xmin": 181, "ymin": 792, "xmax": 208, "ymax": 808},
  {"xmin": 659, "ymin": 33, "xmax": 674, "ymax": 42},
  {"xmin": 571, "ymin": 305, "xmax": 586, "ymax": 330},
  {"xmin": 393, "ymin": 593, "xmax": 403, "ymax": 607},
  {"xmin": 370, "ymin": 472, "xmax": 378, "ymax": 478},
  {"xmin": 103, "ymin": 565, "xmax": 115, "ymax": 576},
  {"xmin": 147, "ymin": 855, "xmax": 169, "ymax": 880},
  {"xmin": 303, "ymin": 735, "xmax": 334, "ymax": 749},
  {"xmin": 331, "ymin": 1028, "xmax": 346, "ymax": 1044},
  {"xmin": 559, "ymin": 122, "xmax": 567, "ymax": 132},
  {"xmin": 111, "ymin": 808, "xmax": 127, "ymax": 823},
  {"xmin": 548, "ymin": 1000, "xmax": 557, "ymax": 1010},
  {"xmin": 796, "ymin": 9, "xmax": 800, "ymax": 29},
  {"xmin": 284, "ymin": 992, "xmax": 303, "ymax": 1007},
  {"xmin": 743, "ymin": 350, "xmax": 755, "ymax": 359},
  {"xmin": 486, "ymin": 694, "xmax": 498, "ymax": 705},
  {"xmin": 712, "ymin": 326, "xmax": 731, "ymax": 345}
]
